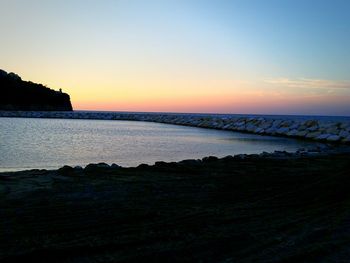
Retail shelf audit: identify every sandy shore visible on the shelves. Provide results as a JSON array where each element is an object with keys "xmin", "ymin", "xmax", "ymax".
[{"xmin": 1, "ymin": 152, "xmax": 350, "ymax": 262}]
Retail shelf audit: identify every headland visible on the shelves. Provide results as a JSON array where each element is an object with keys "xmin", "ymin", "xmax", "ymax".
[{"xmin": 0, "ymin": 69, "xmax": 72, "ymax": 111}]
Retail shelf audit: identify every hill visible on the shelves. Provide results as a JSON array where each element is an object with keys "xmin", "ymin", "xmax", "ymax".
[{"xmin": 0, "ymin": 69, "xmax": 73, "ymax": 111}]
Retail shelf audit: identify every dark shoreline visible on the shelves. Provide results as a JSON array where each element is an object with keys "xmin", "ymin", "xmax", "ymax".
[{"xmin": 1, "ymin": 151, "xmax": 350, "ymax": 262}]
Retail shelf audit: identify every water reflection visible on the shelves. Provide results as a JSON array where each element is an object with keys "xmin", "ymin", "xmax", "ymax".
[{"xmin": 0, "ymin": 118, "xmax": 318, "ymax": 171}]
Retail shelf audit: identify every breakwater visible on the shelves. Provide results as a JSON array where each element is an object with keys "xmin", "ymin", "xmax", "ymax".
[{"xmin": 1, "ymin": 110, "xmax": 350, "ymax": 143}]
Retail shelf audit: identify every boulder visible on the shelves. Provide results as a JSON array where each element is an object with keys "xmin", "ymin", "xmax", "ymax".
[
  {"xmin": 58, "ymin": 165, "xmax": 74, "ymax": 175},
  {"xmin": 0, "ymin": 69, "xmax": 7, "ymax": 77},
  {"xmin": 7, "ymin": 72, "xmax": 22, "ymax": 81},
  {"xmin": 343, "ymin": 135, "xmax": 350, "ymax": 143},
  {"xmin": 305, "ymin": 120, "xmax": 318, "ymax": 127},
  {"xmin": 202, "ymin": 156, "xmax": 219, "ymax": 162},
  {"xmin": 326, "ymin": 127, "xmax": 340, "ymax": 135},
  {"xmin": 254, "ymin": 127, "xmax": 264, "ymax": 133},
  {"xmin": 221, "ymin": 155, "xmax": 234, "ymax": 161},
  {"xmin": 265, "ymin": 127, "xmax": 277, "ymax": 134},
  {"xmin": 316, "ymin": 134, "xmax": 331, "ymax": 140},
  {"xmin": 234, "ymin": 154, "xmax": 247, "ymax": 160},
  {"xmin": 84, "ymin": 163, "xmax": 110, "ymax": 172},
  {"xmin": 287, "ymin": 129, "xmax": 298, "ymax": 136},
  {"xmin": 296, "ymin": 130, "xmax": 308, "ymax": 137},
  {"xmin": 289, "ymin": 122, "xmax": 300, "ymax": 130},
  {"xmin": 260, "ymin": 121, "xmax": 273, "ymax": 129},
  {"xmin": 271, "ymin": 120, "xmax": 282, "ymax": 128},
  {"xmin": 276, "ymin": 127, "xmax": 290, "ymax": 135},
  {"xmin": 111, "ymin": 163, "xmax": 121, "ymax": 169},
  {"xmin": 339, "ymin": 130, "xmax": 350, "ymax": 138},
  {"xmin": 305, "ymin": 131, "xmax": 321, "ymax": 139},
  {"xmin": 137, "ymin": 163, "xmax": 150, "ymax": 169},
  {"xmin": 327, "ymin": 135, "xmax": 340, "ymax": 142},
  {"xmin": 307, "ymin": 125, "xmax": 319, "ymax": 132},
  {"xmin": 178, "ymin": 159, "xmax": 201, "ymax": 166}
]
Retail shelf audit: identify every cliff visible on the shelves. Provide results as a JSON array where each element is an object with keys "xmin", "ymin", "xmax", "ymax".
[{"xmin": 0, "ymin": 69, "xmax": 73, "ymax": 111}]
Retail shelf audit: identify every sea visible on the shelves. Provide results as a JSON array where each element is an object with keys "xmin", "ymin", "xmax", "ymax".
[{"xmin": 0, "ymin": 116, "xmax": 327, "ymax": 172}]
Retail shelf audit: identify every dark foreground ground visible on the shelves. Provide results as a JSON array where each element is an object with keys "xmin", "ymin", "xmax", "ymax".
[{"xmin": 1, "ymin": 154, "xmax": 350, "ymax": 262}]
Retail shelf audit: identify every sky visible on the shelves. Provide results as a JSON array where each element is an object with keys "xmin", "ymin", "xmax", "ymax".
[{"xmin": 1, "ymin": 0, "xmax": 350, "ymax": 115}]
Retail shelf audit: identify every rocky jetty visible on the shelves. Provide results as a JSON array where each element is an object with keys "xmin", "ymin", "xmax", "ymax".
[
  {"xmin": 1, "ymin": 111, "xmax": 349, "ymax": 143},
  {"xmin": 1, "ymin": 152, "xmax": 350, "ymax": 262},
  {"xmin": 0, "ymin": 69, "xmax": 72, "ymax": 111}
]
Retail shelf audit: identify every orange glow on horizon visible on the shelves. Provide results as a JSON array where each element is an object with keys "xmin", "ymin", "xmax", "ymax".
[{"xmin": 72, "ymin": 93, "xmax": 350, "ymax": 115}]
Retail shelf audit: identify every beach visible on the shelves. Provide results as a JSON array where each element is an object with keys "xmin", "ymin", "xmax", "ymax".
[{"xmin": 1, "ymin": 152, "xmax": 350, "ymax": 262}]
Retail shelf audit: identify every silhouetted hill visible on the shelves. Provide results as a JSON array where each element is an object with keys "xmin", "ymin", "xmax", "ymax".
[{"xmin": 0, "ymin": 69, "xmax": 73, "ymax": 111}]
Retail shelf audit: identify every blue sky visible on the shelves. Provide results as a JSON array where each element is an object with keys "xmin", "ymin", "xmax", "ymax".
[{"xmin": 1, "ymin": 0, "xmax": 349, "ymax": 115}]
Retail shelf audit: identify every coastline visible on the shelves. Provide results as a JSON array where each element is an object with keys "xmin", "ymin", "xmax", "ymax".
[
  {"xmin": 1, "ymin": 110, "xmax": 350, "ymax": 143},
  {"xmin": 1, "ymin": 114, "xmax": 350, "ymax": 262},
  {"xmin": 1, "ymin": 151, "xmax": 350, "ymax": 262}
]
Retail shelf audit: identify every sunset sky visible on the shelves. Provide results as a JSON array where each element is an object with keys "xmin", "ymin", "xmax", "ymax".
[{"xmin": 1, "ymin": 0, "xmax": 349, "ymax": 115}]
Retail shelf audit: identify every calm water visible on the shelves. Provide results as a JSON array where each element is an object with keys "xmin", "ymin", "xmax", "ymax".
[{"xmin": 0, "ymin": 117, "xmax": 318, "ymax": 172}]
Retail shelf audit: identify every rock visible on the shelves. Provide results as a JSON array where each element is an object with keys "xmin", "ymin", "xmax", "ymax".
[
  {"xmin": 58, "ymin": 165, "xmax": 74, "ymax": 175},
  {"xmin": 235, "ymin": 121, "xmax": 245, "ymax": 127},
  {"xmin": 339, "ymin": 130, "xmax": 350, "ymax": 138},
  {"xmin": 272, "ymin": 120, "xmax": 282, "ymax": 128},
  {"xmin": 305, "ymin": 131, "xmax": 321, "ymax": 139},
  {"xmin": 111, "ymin": 163, "xmax": 121, "ymax": 169},
  {"xmin": 326, "ymin": 127, "xmax": 340, "ymax": 135},
  {"xmin": 0, "ymin": 69, "xmax": 7, "ymax": 77},
  {"xmin": 96, "ymin": 163, "xmax": 110, "ymax": 168},
  {"xmin": 7, "ymin": 72, "xmax": 22, "ymax": 81},
  {"xmin": 154, "ymin": 161, "xmax": 168, "ymax": 167},
  {"xmin": 276, "ymin": 127, "xmax": 290, "ymax": 135},
  {"xmin": 280, "ymin": 120, "xmax": 292, "ymax": 127},
  {"xmin": 223, "ymin": 124, "xmax": 233, "ymax": 130},
  {"xmin": 260, "ymin": 121, "xmax": 273, "ymax": 129},
  {"xmin": 178, "ymin": 159, "xmax": 201, "ymax": 166},
  {"xmin": 289, "ymin": 122, "xmax": 300, "ymax": 130},
  {"xmin": 234, "ymin": 154, "xmax": 247, "ymax": 160},
  {"xmin": 58, "ymin": 165, "xmax": 84, "ymax": 176},
  {"xmin": 287, "ymin": 129, "xmax": 298, "ymax": 136},
  {"xmin": 340, "ymin": 122, "xmax": 350, "ymax": 129},
  {"xmin": 137, "ymin": 163, "xmax": 150, "ymax": 169},
  {"xmin": 327, "ymin": 135, "xmax": 340, "ymax": 142},
  {"xmin": 254, "ymin": 127, "xmax": 264, "ymax": 133},
  {"xmin": 307, "ymin": 125, "xmax": 319, "ymax": 132},
  {"xmin": 296, "ymin": 130, "xmax": 308, "ymax": 137},
  {"xmin": 265, "ymin": 127, "xmax": 277, "ymax": 134},
  {"xmin": 246, "ymin": 124, "xmax": 257, "ymax": 132},
  {"xmin": 316, "ymin": 134, "xmax": 331, "ymax": 140},
  {"xmin": 342, "ymin": 135, "xmax": 350, "ymax": 143},
  {"xmin": 202, "ymin": 156, "xmax": 219, "ymax": 162},
  {"xmin": 305, "ymin": 120, "xmax": 318, "ymax": 127},
  {"xmin": 259, "ymin": 151, "xmax": 270, "ymax": 157},
  {"xmin": 221, "ymin": 155, "xmax": 234, "ymax": 161},
  {"xmin": 84, "ymin": 163, "xmax": 110, "ymax": 172}
]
